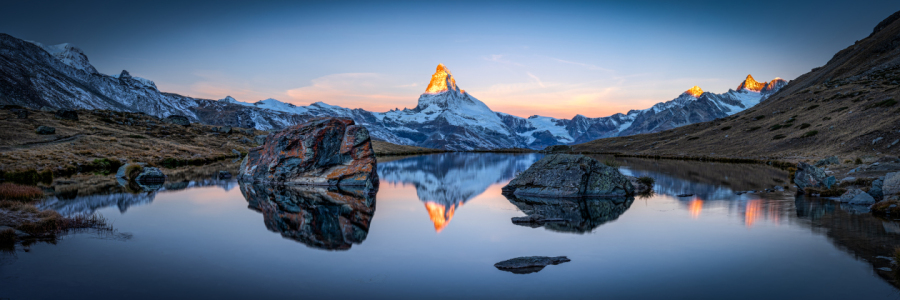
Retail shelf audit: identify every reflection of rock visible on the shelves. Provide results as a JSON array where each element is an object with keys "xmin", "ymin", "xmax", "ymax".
[
  {"xmin": 238, "ymin": 117, "xmax": 377, "ymax": 189},
  {"xmin": 494, "ymin": 256, "xmax": 570, "ymax": 274},
  {"xmin": 505, "ymin": 194, "xmax": 633, "ymax": 233},
  {"xmin": 239, "ymin": 183, "xmax": 376, "ymax": 250}
]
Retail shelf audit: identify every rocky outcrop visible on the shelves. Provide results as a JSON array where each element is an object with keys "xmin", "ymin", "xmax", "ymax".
[
  {"xmin": 502, "ymin": 154, "xmax": 634, "ymax": 197},
  {"xmin": 494, "ymin": 256, "xmax": 570, "ymax": 274},
  {"xmin": 238, "ymin": 118, "xmax": 378, "ymax": 189},
  {"xmin": 505, "ymin": 195, "xmax": 633, "ymax": 233},
  {"xmin": 115, "ymin": 163, "xmax": 166, "ymax": 192},
  {"xmin": 239, "ymin": 183, "xmax": 375, "ymax": 250},
  {"xmin": 794, "ymin": 162, "xmax": 835, "ymax": 190}
]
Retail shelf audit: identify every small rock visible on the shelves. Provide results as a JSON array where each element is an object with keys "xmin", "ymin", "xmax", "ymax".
[
  {"xmin": 494, "ymin": 256, "xmax": 571, "ymax": 274},
  {"xmin": 231, "ymin": 149, "xmax": 241, "ymax": 156},
  {"xmin": 814, "ymin": 156, "xmax": 839, "ymax": 167},
  {"xmin": 35, "ymin": 125, "xmax": 55, "ymax": 134},
  {"xmin": 841, "ymin": 177, "xmax": 857, "ymax": 183},
  {"xmin": 774, "ymin": 186, "xmax": 785, "ymax": 192},
  {"xmin": 163, "ymin": 115, "xmax": 190, "ymax": 126},
  {"xmin": 839, "ymin": 188, "xmax": 876, "ymax": 205},
  {"xmin": 221, "ymin": 126, "xmax": 233, "ymax": 134},
  {"xmin": 238, "ymin": 137, "xmax": 252, "ymax": 144},
  {"xmin": 254, "ymin": 135, "xmax": 267, "ymax": 145},
  {"xmin": 873, "ymin": 137, "xmax": 884, "ymax": 145},
  {"xmin": 890, "ymin": 140, "xmax": 899, "ymax": 148},
  {"xmin": 883, "ymin": 172, "xmax": 900, "ymax": 197},
  {"xmin": 217, "ymin": 171, "xmax": 232, "ymax": 179},
  {"xmin": 54, "ymin": 109, "xmax": 79, "ymax": 121}
]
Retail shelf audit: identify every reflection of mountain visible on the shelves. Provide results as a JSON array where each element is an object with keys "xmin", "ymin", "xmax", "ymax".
[
  {"xmin": 505, "ymin": 195, "xmax": 634, "ymax": 234},
  {"xmin": 377, "ymin": 153, "xmax": 541, "ymax": 232},
  {"xmin": 41, "ymin": 192, "xmax": 156, "ymax": 216},
  {"xmin": 240, "ymin": 184, "xmax": 376, "ymax": 251}
]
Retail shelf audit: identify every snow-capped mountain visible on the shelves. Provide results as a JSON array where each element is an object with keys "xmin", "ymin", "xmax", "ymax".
[{"xmin": 0, "ymin": 33, "xmax": 788, "ymax": 150}]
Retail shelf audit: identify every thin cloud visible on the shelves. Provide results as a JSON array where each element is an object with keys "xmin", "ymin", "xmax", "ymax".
[{"xmin": 526, "ymin": 72, "xmax": 545, "ymax": 88}]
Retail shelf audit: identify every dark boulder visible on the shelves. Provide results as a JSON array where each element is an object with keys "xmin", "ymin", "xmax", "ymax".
[
  {"xmin": 163, "ymin": 115, "xmax": 190, "ymax": 126},
  {"xmin": 794, "ymin": 162, "xmax": 835, "ymax": 190},
  {"xmin": 238, "ymin": 117, "xmax": 378, "ymax": 189},
  {"xmin": 115, "ymin": 163, "xmax": 166, "ymax": 192},
  {"xmin": 502, "ymin": 154, "xmax": 633, "ymax": 197},
  {"xmin": 494, "ymin": 256, "xmax": 570, "ymax": 274},
  {"xmin": 869, "ymin": 176, "xmax": 885, "ymax": 200},
  {"xmin": 239, "ymin": 183, "xmax": 375, "ymax": 250},
  {"xmin": 35, "ymin": 125, "xmax": 55, "ymax": 134},
  {"xmin": 218, "ymin": 171, "xmax": 232, "ymax": 179},
  {"xmin": 54, "ymin": 109, "xmax": 78, "ymax": 121}
]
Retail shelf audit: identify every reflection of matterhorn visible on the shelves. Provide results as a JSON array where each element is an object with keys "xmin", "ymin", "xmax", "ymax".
[{"xmin": 377, "ymin": 153, "xmax": 541, "ymax": 232}]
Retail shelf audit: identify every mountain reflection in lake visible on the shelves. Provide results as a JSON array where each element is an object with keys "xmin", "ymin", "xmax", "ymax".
[
  {"xmin": 377, "ymin": 153, "xmax": 540, "ymax": 232},
  {"xmin": 3, "ymin": 153, "xmax": 900, "ymax": 299}
]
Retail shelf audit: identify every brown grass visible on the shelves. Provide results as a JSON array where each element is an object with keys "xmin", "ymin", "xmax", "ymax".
[
  {"xmin": 872, "ymin": 200, "xmax": 900, "ymax": 216},
  {"xmin": 0, "ymin": 182, "xmax": 43, "ymax": 201},
  {"xmin": 371, "ymin": 140, "xmax": 445, "ymax": 156}
]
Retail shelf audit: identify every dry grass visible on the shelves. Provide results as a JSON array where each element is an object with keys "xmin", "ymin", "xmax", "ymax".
[
  {"xmin": 371, "ymin": 140, "xmax": 445, "ymax": 156},
  {"xmin": 0, "ymin": 182, "xmax": 43, "ymax": 201},
  {"xmin": 872, "ymin": 200, "xmax": 900, "ymax": 216},
  {"xmin": 0, "ymin": 109, "xmax": 256, "ymax": 176}
]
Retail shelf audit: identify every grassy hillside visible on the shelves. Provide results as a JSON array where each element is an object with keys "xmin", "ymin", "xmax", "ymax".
[
  {"xmin": 573, "ymin": 11, "xmax": 900, "ymax": 162},
  {"xmin": 0, "ymin": 107, "xmax": 441, "ymax": 183}
]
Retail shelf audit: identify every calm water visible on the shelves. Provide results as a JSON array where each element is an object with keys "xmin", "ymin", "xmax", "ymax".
[{"xmin": 2, "ymin": 153, "xmax": 899, "ymax": 299}]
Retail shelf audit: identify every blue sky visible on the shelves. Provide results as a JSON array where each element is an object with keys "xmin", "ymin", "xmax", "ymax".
[{"xmin": 3, "ymin": 0, "xmax": 898, "ymax": 118}]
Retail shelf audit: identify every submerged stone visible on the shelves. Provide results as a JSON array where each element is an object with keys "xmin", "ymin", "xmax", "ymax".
[{"xmin": 494, "ymin": 256, "xmax": 571, "ymax": 274}]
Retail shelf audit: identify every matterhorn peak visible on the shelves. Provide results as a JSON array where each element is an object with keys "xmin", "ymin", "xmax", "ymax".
[
  {"xmin": 684, "ymin": 86, "xmax": 704, "ymax": 98},
  {"xmin": 736, "ymin": 74, "xmax": 767, "ymax": 92},
  {"xmin": 425, "ymin": 64, "xmax": 461, "ymax": 94}
]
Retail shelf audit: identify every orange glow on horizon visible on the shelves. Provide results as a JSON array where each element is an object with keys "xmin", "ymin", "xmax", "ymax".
[
  {"xmin": 689, "ymin": 199, "xmax": 703, "ymax": 219},
  {"xmin": 424, "ymin": 201, "xmax": 461, "ymax": 233}
]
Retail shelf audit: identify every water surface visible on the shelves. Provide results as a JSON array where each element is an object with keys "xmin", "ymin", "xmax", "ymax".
[{"xmin": 2, "ymin": 153, "xmax": 899, "ymax": 299}]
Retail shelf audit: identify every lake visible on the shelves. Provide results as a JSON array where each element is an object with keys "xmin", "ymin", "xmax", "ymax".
[{"xmin": 2, "ymin": 153, "xmax": 899, "ymax": 299}]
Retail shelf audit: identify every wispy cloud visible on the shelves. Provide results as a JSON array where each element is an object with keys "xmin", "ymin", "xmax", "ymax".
[
  {"xmin": 285, "ymin": 73, "xmax": 419, "ymax": 112},
  {"xmin": 548, "ymin": 57, "xmax": 616, "ymax": 73},
  {"xmin": 526, "ymin": 72, "xmax": 545, "ymax": 88},
  {"xmin": 484, "ymin": 54, "xmax": 524, "ymax": 66}
]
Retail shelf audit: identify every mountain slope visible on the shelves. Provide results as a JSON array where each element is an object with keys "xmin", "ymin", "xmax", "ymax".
[
  {"xmin": 0, "ymin": 32, "xmax": 784, "ymax": 150},
  {"xmin": 573, "ymin": 9, "xmax": 900, "ymax": 160}
]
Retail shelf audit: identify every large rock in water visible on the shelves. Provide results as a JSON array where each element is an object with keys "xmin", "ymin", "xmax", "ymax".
[
  {"xmin": 501, "ymin": 154, "xmax": 634, "ymax": 197},
  {"xmin": 238, "ymin": 117, "xmax": 378, "ymax": 189},
  {"xmin": 794, "ymin": 162, "xmax": 835, "ymax": 190}
]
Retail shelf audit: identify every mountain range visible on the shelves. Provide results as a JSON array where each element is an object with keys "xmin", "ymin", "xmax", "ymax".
[{"xmin": 0, "ymin": 33, "xmax": 785, "ymax": 150}]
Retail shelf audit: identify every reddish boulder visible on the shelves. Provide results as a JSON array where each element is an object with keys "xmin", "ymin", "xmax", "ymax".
[{"xmin": 238, "ymin": 117, "xmax": 378, "ymax": 189}]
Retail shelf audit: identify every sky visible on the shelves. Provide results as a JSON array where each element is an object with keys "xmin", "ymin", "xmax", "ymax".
[{"xmin": 2, "ymin": 0, "xmax": 899, "ymax": 119}]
